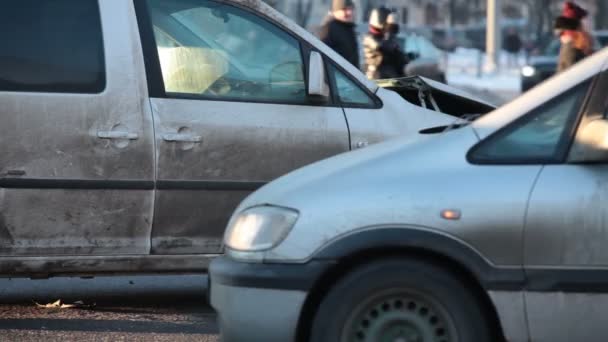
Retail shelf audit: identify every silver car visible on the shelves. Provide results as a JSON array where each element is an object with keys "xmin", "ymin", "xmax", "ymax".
[
  {"xmin": 210, "ymin": 48, "xmax": 608, "ymax": 341},
  {"xmin": 0, "ymin": 0, "xmax": 493, "ymax": 277}
]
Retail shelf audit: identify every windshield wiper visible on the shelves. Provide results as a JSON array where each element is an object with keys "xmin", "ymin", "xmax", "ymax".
[{"xmin": 419, "ymin": 113, "xmax": 482, "ymax": 135}]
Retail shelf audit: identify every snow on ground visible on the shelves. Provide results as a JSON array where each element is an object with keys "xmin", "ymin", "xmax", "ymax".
[{"xmin": 445, "ymin": 48, "xmax": 524, "ymax": 105}]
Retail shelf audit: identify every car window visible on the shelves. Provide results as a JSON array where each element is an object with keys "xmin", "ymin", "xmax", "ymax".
[
  {"xmin": 0, "ymin": 0, "xmax": 105, "ymax": 93},
  {"xmin": 146, "ymin": 0, "xmax": 306, "ymax": 103},
  {"xmin": 331, "ymin": 65, "xmax": 374, "ymax": 106},
  {"xmin": 470, "ymin": 81, "xmax": 590, "ymax": 163}
]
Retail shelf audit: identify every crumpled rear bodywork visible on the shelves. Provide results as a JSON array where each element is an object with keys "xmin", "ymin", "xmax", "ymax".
[{"xmin": 377, "ymin": 76, "xmax": 497, "ymax": 118}]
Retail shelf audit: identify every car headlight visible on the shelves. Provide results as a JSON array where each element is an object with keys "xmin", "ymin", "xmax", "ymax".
[
  {"xmin": 521, "ymin": 65, "xmax": 536, "ymax": 77},
  {"xmin": 224, "ymin": 206, "xmax": 299, "ymax": 252}
]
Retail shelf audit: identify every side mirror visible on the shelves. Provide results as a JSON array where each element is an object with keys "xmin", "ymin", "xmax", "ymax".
[
  {"xmin": 307, "ymin": 51, "xmax": 329, "ymax": 98},
  {"xmin": 570, "ymin": 119, "xmax": 608, "ymax": 162}
]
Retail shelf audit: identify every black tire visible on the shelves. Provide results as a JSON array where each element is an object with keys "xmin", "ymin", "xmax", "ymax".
[{"xmin": 310, "ymin": 258, "xmax": 494, "ymax": 342}]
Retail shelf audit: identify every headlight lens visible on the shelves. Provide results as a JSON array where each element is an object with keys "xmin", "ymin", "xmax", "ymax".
[
  {"xmin": 521, "ymin": 66, "xmax": 536, "ymax": 77},
  {"xmin": 224, "ymin": 206, "xmax": 299, "ymax": 252}
]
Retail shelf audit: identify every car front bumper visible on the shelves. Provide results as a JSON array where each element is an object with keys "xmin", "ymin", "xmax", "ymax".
[{"xmin": 209, "ymin": 256, "xmax": 334, "ymax": 342}]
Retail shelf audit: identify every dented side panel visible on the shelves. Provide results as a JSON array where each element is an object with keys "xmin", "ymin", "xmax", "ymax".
[
  {"xmin": 343, "ymin": 87, "xmax": 456, "ymax": 150},
  {"xmin": 0, "ymin": 189, "xmax": 153, "ymax": 255},
  {"xmin": 0, "ymin": 0, "xmax": 155, "ymax": 256}
]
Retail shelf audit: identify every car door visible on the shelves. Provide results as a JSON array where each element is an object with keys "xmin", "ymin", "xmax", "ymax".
[
  {"xmin": 0, "ymin": 0, "xmax": 155, "ymax": 256},
  {"xmin": 330, "ymin": 63, "xmax": 456, "ymax": 151},
  {"xmin": 524, "ymin": 69, "xmax": 608, "ymax": 341},
  {"xmin": 135, "ymin": 0, "xmax": 350, "ymax": 254}
]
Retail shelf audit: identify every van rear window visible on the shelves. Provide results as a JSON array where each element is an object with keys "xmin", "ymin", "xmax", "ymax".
[{"xmin": 0, "ymin": 1, "xmax": 105, "ymax": 93}]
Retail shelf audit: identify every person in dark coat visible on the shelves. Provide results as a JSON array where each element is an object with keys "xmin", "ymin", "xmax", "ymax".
[
  {"xmin": 318, "ymin": 0, "xmax": 359, "ymax": 68},
  {"xmin": 503, "ymin": 28, "xmax": 522, "ymax": 68},
  {"xmin": 363, "ymin": 7, "xmax": 402, "ymax": 79},
  {"xmin": 555, "ymin": 1, "xmax": 593, "ymax": 73},
  {"xmin": 383, "ymin": 12, "xmax": 408, "ymax": 77}
]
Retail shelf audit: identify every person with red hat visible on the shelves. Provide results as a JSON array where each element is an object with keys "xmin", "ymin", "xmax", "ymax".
[
  {"xmin": 555, "ymin": 1, "xmax": 594, "ymax": 72},
  {"xmin": 363, "ymin": 7, "xmax": 404, "ymax": 79}
]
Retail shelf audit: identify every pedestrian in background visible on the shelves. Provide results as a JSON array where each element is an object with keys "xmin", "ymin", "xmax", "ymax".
[
  {"xmin": 555, "ymin": 1, "xmax": 593, "ymax": 73},
  {"xmin": 318, "ymin": 0, "xmax": 359, "ymax": 68},
  {"xmin": 383, "ymin": 12, "xmax": 409, "ymax": 78},
  {"xmin": 503, "ymin": 28, "xmax": 522, "ymax": 68},
  {"xmin": 363, "ymin": 7, "xmax": 402, "ymax": 79}
]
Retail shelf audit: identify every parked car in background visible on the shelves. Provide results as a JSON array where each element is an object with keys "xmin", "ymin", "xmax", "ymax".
[
  {"xmin": 211, "ymin": 48, "xmax": 608, "ymax": 341},
  {"xmin": 0, "ymin": 0, "xmax": 494, "ymax": 278},
  {"xmin": 431, "ymin": 27, "xmax": 473, "ymax": 52},
  {"xmin": 596, "ymin": 30, "xmax": 608, "ymax": 47},
  {"xmin": 399, "ymin": 33, "xmax": 446, "ymax": 83},
  {"xmin": 521, "ymin": 32, "xmax": 605, "ymax": 91},
  {"xmin": 521, "ymin": 39, "xmax": 562, "ymax": 92}
]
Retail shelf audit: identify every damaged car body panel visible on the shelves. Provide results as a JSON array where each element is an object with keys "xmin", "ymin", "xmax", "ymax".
[
  {"xmin": 376, "ymin": 76, "xmax": 497, "ymax": 117},
  {"xmin": 0, "ymin": 0, "xmax": 493, "ymax": 276},
  {"xmin": 0, "ymin": 1, "xmax": 155, "ymax": 259}
]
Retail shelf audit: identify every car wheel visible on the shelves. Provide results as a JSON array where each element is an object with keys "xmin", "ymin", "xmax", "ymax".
[{"xmin": 310, "ymin": 258, "xmax": 493, "ymax": 342}]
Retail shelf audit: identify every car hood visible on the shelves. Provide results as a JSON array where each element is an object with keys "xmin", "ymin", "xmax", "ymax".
[
  {"xmin": 378, "ymin": 76, "xmax": 497, "ymax": 117},
  {"xmin": 238, "ymin": 126, "xmax": 479, "ymax": 212},
  {"xmin": 232, "ymin": 124, "xmax": 542, "ymax": 264}
]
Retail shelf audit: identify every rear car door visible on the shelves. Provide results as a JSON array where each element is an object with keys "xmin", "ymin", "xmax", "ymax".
[
  {"xmin": 0, "ymin": 0, "xmax": 155, "ymax": 256},
  {"xmin": 524, "ymin": 69, "xmax": 608, "ymax": 341},
  {"xmin": 135, "ymin": 0, "xmax": 350, "ymax": 254}
]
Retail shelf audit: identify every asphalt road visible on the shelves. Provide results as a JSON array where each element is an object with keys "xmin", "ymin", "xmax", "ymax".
[{"xmin": 0, "ymin": 275, "xmax": 219, "ymax": 341}]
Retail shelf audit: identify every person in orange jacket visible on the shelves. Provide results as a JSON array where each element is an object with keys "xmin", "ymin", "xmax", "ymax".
[{"xmin": 555, "ymin": 1, "xmax": 594, "ymax": 73}]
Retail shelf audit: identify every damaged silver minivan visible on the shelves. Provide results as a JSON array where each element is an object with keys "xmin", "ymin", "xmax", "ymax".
[
  {"xmin": 210, "ymin": 49, "xmax": 608, "ymax": 341},
  {"xmin": 0, "ymin": 0, "xmax": 491, "ymax": 277}
]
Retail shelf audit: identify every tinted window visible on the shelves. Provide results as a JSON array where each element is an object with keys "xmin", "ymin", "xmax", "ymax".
[
  {"xmin": 471, "ymin": 81, "xmax": 590, "ymax": 163},
  {"xmin": 0, "ymin": 1, "xmax": 105, "ymax": 93},
  {"xmin": 147, "ymin": 0, "xmax": 306, "ymax": 103}
]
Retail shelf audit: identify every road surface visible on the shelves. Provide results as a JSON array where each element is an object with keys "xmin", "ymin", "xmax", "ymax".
[{"xmin": 0, "ymin": 275, "xmax": 219, "ymax": 341}]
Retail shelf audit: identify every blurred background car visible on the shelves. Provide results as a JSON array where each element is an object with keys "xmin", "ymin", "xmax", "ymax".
[
  {"xmin": 596, "ymin": 30, "xmax": 608, "ymax": 47},
  {"xmin": 430, "ymin": 27, "xmax": 473, "ymax": 52},
  {"xmin": 521, "ymin": 32, "xmax": 606, "ymax": 92},
  {"xmin": 398, "ymin": 33, "xmax": 446, "ymax": 83}
]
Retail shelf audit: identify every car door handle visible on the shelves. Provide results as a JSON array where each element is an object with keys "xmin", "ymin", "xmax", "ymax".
[
  {"xmin": 97, "ymin": 131, "xmax": 139, "ymax": 140},
  {"xmin": 162, "ymin": 133, "xmax": 202, "ymax": 143}
]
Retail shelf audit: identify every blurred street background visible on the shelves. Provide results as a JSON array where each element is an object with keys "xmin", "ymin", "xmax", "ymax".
[{"xmin": 270, "ymin": 0, "xmax": 608, "ymax": 104}]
